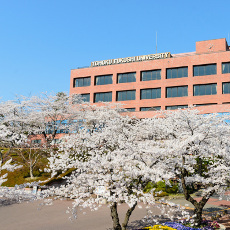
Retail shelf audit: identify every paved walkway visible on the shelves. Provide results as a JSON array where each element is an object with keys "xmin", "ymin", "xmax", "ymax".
[
  {"xmin": 0, "ymin": 193, "xmax": 229, "ymax": 230},
  {"xmin": 0, "ymin": 200, "xmax": 163, "ymax": 230}
]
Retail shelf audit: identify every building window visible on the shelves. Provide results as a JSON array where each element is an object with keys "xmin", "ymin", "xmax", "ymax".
[
  {"xmin": 117, "ymin": 72, "xmax": 136, "ymax": 83},
  {"xmin": 141, "ymin": 88, "xmax": 161, "ymax": 100},
  {"xmin": 194, "ymin": 103, "xmax": 217, "ymax": 107},
  {"xmin": 74, "ymin": 77, "xmax": 91, "ymax": 87},
  {"xmin": 166, "ymin": 67, "xmax": 188, "ymax": 79},
  {"xmin": 141, "ymin": 70, "xmax": 161, "ymax": 81},
  {"xmin": 193, "ymin": 64, "xmax": 216, "ymax": 76},
  {"xmin": 223, "ymin": 82, "xmax": 230, "ymax": 94},
  {"xmin": 56, "ymin": 120, "xmax": 69, "ymax": 134},
  {"xmin": 70, "ymin": 119, "xmax": 84, "ymax": 133},
  {"xmin": 125, "ymin": 108, "xmax": 136, "ymax": 112},
  {"xmin": 166, "ymin": 105, "xmax": 188, "ymax": 110},
  {"xmin": 95, "ymin": 75, "xmax": 113, "ymax": 85},
  {"xmin": 117, "ymin": 90, "xmax": 136, "ymax": 101},
  {"xmin": 94, "ymin": 92, "xmax": 112, "ymax": 102},
  {"xmin": 72, "ymin": 94, "xmax": 78, "ymax": 104},
  {"xmin": 51, "ymin": 139, "xmax": 61, "ymax": 144},
  {"xmin": 31, "ymin": 139, "xmax": 41, "ymax": 144},
  {"xmin": 81, "ymin": 94, "xmax": 90, "ymax": 102},
  {"xmin": 194, "ymin": 84, "xmax": 217, "ymax": 96},
  {"xmin": 222, "ymin": 62, "xmax": 230, "ymax": 74},
  {"xmin": 140, "ymin": 106, "xmax": 161, "ymax": 111},
  {"xmin": 166, "ymin": 86, "xmax": 188, "ymax": 98},
  {"xmin": 72, "ymin": 94, "xmax": 90, "ymax": 104}
]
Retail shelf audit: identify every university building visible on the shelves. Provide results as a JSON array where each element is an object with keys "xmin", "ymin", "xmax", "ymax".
[{"xmin": 70, "ymin": 38, "xmax": 230, "ymax": 118}]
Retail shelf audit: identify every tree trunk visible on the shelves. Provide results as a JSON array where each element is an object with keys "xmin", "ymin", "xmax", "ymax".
[
  {"xmin": 122, "ymin": 201, "xmax": 137, "ymax": 230},
  {"xmin": 110, "ymin": 202, "xmax": 122, "ymax": 230},
  {"xmin": 29, "ymin": 148, "xmax": 34, "ymax": 179},
  {"xmin": 1, "ymin": 148, "xmax": 11, "ymax": 163},
  {"xmin": 193, "ymin": 190, "xmax": 215, "ymax": 226},
  {"xmin": 30, "ymin": 164, "xmax": 34, "ymax": 179},
  {"xmin": 194, "ymin": 206, "xmax": 203, "ymax": 226},
  {"xmin": 0, "ymin": 151, "xmax": 3, "ymax": 164},
  {"xmin": 180, "ymin": 156, "xmax": 215, "ymax": 226}
]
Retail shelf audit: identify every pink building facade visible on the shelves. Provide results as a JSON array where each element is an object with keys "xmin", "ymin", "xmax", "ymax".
[{"xmin": 70, "ymin": 38, "xmax": 230, "ymax": 118}]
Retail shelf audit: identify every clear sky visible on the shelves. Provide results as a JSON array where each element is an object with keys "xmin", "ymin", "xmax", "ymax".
[{"xmin": 0, "ymin": 0, "xmax": 229, "ymax": 101}]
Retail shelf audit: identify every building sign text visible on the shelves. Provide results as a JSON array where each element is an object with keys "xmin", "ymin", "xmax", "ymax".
[{"xmin": 91, "ymin": 52, "xmax": 171, "ymax": 67}]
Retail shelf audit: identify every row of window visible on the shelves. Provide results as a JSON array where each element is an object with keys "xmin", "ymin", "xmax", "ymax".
[
  {"xmin": 74, "ymin": 62, "xmax": 230, "ymax": 87},
  {"xmin": 79, "ymin": 82, "xmax": 230, "ymax": 102},
  {"xmin": 120, "ymin": 103, "xmax": 223, "ymax": 112},
  {"xmin": 31, "ymin": 139, "xmax": 41, "ymax": 144},
  {"xmin": 31, "ymin": 139, "xmax": 61, "ymax": 144}
]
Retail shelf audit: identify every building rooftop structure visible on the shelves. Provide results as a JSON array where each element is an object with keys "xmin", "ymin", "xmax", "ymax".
[{"xmin": 70, "ymin": 38, "xmax": 230, "ymax": 118}]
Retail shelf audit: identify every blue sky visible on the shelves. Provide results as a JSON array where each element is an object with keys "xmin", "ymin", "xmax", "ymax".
[{"xmin": 0, "ymin": 0, "xmax": 229, "ymax": 101}]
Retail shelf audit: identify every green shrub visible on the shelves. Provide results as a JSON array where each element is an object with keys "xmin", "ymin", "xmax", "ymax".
[
  {"xmin": 144, "ymin": 180, "xmax": 179, "ymax": 195},
  {"xmin": 166, "ymin": 184, "xmax": 178, "ymax": 194},
  {"xmin": 153, "ymin": 191, "xmax": 168, "ymax": 197},
  {"xmin": 143, "ymin": 182, "xmax": 155, "ymax": 193}
]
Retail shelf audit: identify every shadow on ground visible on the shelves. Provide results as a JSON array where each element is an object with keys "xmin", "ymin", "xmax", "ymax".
[
  {"xmin": 0, "ymin": 198, "xmax": 19, "ymax": 206},
  {"xmin": 107, "ymin": 215, "xmax": 184, "ymax": 230}
]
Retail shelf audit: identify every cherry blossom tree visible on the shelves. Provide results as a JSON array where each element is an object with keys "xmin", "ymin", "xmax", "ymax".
[
  {"xmin": 47, "ymin": 107, "xmax": 230, "ymax": 228},
  {"xmin": 0, "ymin": 99, "xmax": 28, "ymax": 148},
  {"xmin": 0, "ymin": 93, "xmax": 83, "ymax": 146},
  {"xmin": 0, "ymin": 93, "xmax": 83, "ymax": 178},
  {"xmin": 0, "ymin": 98, "xmax": 29, "ymax": 165},
  {"xmin": 23, "ymin": 92, "xmax": 83, "ymax": 146},
  {"xmin": 2, "ymin": 94, "xmax": 229, "ymax": 228},
  {"xmin": 0, "ymin": 93, "xmax": 84, "ymax": 202},
  {"xmin": 46, "ymin": 105, "xmax": 162, "ymax": 230},
  {"xmin": 140, "ymin": 108, "xmax": 230, "ymax": 226}
]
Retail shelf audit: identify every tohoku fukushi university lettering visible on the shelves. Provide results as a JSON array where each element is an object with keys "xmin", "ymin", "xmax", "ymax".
[{"xmin": 91, "ymin": 52, "xmax": 171, "ymax": 67}]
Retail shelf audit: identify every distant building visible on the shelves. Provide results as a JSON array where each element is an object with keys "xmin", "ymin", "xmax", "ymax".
[{"xmin": 70, "ymin": 38, "xmax": 230, "ymax": 118}]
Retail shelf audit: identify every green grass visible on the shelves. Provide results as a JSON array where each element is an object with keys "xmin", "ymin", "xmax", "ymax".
[{"xmin": 0, "ymin": 148, "xmax": 51, "ymax": 187}]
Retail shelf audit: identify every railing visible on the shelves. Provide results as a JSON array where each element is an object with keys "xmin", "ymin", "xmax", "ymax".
[{"xmin": 76, "ymin": 66, "xmax": 91, "ymax": 69}]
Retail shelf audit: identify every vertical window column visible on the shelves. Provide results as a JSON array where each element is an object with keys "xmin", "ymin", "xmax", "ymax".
[
  {"xmin": 136, "ymin": 71, "xmax": 141, "ymax": 103},
  {"xmin": 136, "ymin": 71, "xmax": 141, "ymax": 83},
  {"xmin": 161, "ymin": 68, "xmax": 166, "ymax": 100},
  {"xmin": 161, "ymin": 68, "xmax": 166, "ymax": 80},
  {"xmin": 90, "ymin": 93, "xmax": 94, "ymax": 103},
  {"xmin": 188, "ymin": 65, "xmax": 193, "ymax": 97},
  {"xmin": 217, "ymin": 82, "xmax": 222, "ymax": 96},
  {"xmin": 217, "ymin": 62, "xmax": 222, "ymax": 76},
  {"xmin": 112, "ymin": 72, "xmax": 116, "ymax": 102},
  {"xmin": 136, "ymin": 88, "xmax": 140, "ymax": 103}
]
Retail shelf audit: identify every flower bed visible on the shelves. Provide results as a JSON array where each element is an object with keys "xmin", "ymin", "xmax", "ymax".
[
  {"xmin": 164, "ymin": 222, "xmax": 204, "ymax": 230},
  {"xmin": 143, "ymin": 225, "xmax": 176, "ymax": 230},
  {"xmin": 142, "ymin": 220, "xmax": 225, "ymax": 230}
]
